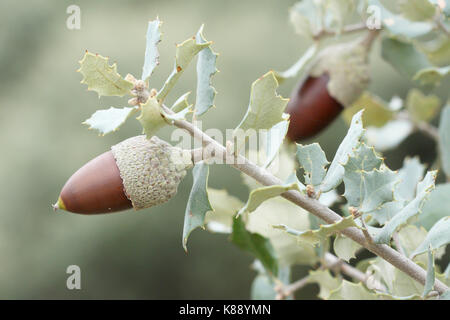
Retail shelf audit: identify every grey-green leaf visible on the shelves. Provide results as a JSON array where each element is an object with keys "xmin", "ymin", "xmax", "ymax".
[
  {"xmin": 374, "ymin": 171, "xmax": 437, "ymax": 244},
  {"xmin": 274, "ymin": 44, "xmax": 318, "ymax": 84},
  {"xmin": 416, "ymin": 183, "xmax": 450, "ymax": 230},
  {"xmin": 439, "ymin": 104, "xmax": 450, "ymax": 177},
  {"xmin": 413, "ymin": 216, "xmax": 450, "ymax": 257},
  {"xmin": 194, "ymin": 25, "xmax": 218, "ymax": 116},
  {"xmin": 182, "ymin": 162, "xmax": 213, "ymax": 251},
  {"xmin": 263, "ymin": 120, "xmax": 289, "ymax": 168},
  {"xmin": 238, "ymin": 182, "xmax": 301, "ymax": 216},
  {"xmin": 319, "ymin": 110, "xmax": 364, "ymax": 192},
  {"xmin": 296, "ymin": 143, "xmax": 329, "ymax": 187},
  {"xmin": 423, "ymin": 248, "xmax": 435, "ymax": 297},
  {"xmin": 83, "ymin": 106, "xmax": 138, "ymax": 135},
  {"xmin": 142, "ymin": 18, "xmax": 162, "ymax": 82}
]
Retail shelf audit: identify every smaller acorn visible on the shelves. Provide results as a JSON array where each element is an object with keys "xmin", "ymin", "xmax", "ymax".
[
  {"xmin": 286, "ymin": 34, "xmax": 374, "ymax": 142},
  {"xmin": 54, "ymin": 135, "xmax": 193, "ymax": 214}
]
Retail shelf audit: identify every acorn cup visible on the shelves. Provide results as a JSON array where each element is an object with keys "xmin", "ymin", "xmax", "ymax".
[
  {"xmin": 54, "ymin": 135, "xmax": 193, "ymax": 214},
  {"xmin": 286, "ymin": 35, "xmax": 373, "ymax": 142}
]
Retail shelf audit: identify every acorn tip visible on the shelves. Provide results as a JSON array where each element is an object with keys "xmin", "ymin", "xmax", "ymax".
[{"xmin": 52, "ymin": 197, "xmax": 67, "ymax": 212}]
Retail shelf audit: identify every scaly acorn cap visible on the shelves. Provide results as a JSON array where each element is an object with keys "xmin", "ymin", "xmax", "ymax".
[
  {"xmin": 309, "ymin": 37, "xmax": 370, "ymax": 107},
  {"xmin": 55, "ymin": 135, "xmax": 193, "ymax": 214},
  {"xmin": 111, "ymin": 135, "xmax": 193, "ymax": 210}
]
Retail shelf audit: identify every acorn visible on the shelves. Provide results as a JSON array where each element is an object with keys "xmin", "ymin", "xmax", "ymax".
[
  {"xmin": 54, "ymin": 135, "xmax": 193, "ymax": 214},
  {"xmin": 286, "ymin": 35, "xmax": 374, "ymax": 141}
]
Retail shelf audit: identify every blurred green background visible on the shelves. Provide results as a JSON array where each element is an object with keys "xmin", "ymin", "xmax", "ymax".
[{"xmin": 0, "ymin": 0, "xmax": 448, "ymax": 299}]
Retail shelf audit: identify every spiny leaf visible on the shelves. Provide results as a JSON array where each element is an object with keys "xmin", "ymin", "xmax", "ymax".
[
  {"xmin": 83, "ymin": 106, "xmax": 138, "ymax": 135},
  {"xmin": 78, "ymin": 51, "xmax": 134, "ymax": 97},
  {"xmin": 342, "ymin": 143, "xmax": 384, "ymax": 200},
  {"xmin": 262, "ymin": 120, "xmax": 289, "ymax": 168},
  {"xmin": 439, "ymin": 104, "xmax": 450, "ymax": 177},
  {"xmin": 136, "ymin": 96, "xmax": 166, "ymax": 138},
  {"xmin": 141, "ymin": 18, "xmax": 162, "ymax": 82},
  {"xmin": 374, "ymin": 171, "xmax": 437, "ymax": 245},
  {"xmin": 231, "ymin": 215, "xmax": 278, "ymax": 275},
  {"xmin": 235, "ymin": 71, "xmax": 289, "ymax": 133},
  {"xmin": 423, "ymin": 248, "xmax": 435, "ymax": 297},
  {"xmin": 157, "ymin": 35, "xmax": 211, "ymax": 102},
  {"xmin": 237, "ymin": 182, "xmax": 301, "ymax": 216},
  {"xmin": 343, "ymin": 92, "xmax": 394, "ymax": 128},
  {"xmin": 333, "ymin": 234, "xmax": 361, "ymax": 262},
  {"xmin": 372, "ymin": 201, "xmax": 406, "ymax": 226},
  {"xmin": 194, "ymin": 24, "xmax": 218, "ymax": 116},
  {"xmin": 406, "ymin": 89, "xmax": 441, "ymax": 123},
  {"xmin": 160, "ymin": 105, "xmax": 192, "ymax": 123},
  {"xmin": 274, "ymin": 44, "xmax": 318, "ymax": 83},
  {"xmin": 319, "ymin": 110, "xmax": 364, "ymax": 193},
  {"xmin": 274, "ymin": 215, "xmax": 359, "ymax": 246},
  {"xmin": 413, "ymin": 217, "xmax": 450, "ymax": 257},
  {"xmin": 182, "ymin": 162, "xmax": 213, "ymax": 251},
  {"xmin": 296, "ymin": 143, "xmax": 329, "ymax": 187}
]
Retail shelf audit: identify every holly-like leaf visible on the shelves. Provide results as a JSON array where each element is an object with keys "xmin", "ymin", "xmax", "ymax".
[
  {"xmin": 136, "ymin": 96, "xmax": 166, "ymax": 138},
  {"xmin": 194, "ymin": 25, "xmax": 218, "ymax": 116},
  {"xmin": 250, "ymin": 262, "xmax": 291, "ymax": 300},
  {"xmin": 413, "ymin": 217, "xmax": 450, "ymax": 257},
  {"xmin": 397, "ymin": 225, "xmax": 429, "ymax": 266},
  {"xmin": 307, "ymin": 269, "xmax": 341, "ymax": 299},
  {"xmin": 343, "ymin": 144, "xmax": 395, "ymax": 213},
  {"xmin": 296, "ymin": 143, "xmax": 329, "ymax": 187},
  {"xmin": 374, "ymin": 171, "xmax": 437, "ymax": 244},
  {"xmin": 231, "ymin": 215, "xmax": 278, "ymax": 275},
  {"xmin": 274, "ymin": 44, "xmax": 318, "ymax": 84},
  {"xmin": 157, "ymin": 36, "xmax": 211, "ymax": 102},
  {"xmin": 262, "ymin": 120, "xmax": 289, "ymax": 168},
  {"xmin": 328, "ymin": 280, "xmax": 378, "ymax": 300},
  {"xmin": 333, "ymin": 234, "xmax": 361, "ymax": 262},
  {"xmin": 83, "ymin": 106, "xmax": 138, "ymax": 135},
  {"xmin": 141, "ymin": 18, "xmax": 162, "ymax": 82},
  {"xmin": 319, "ymin": 110, "xmax": 364, "ymax": 193},
  {"xmin": 204, "ymin": 188, "xmax": 244, "ymax": 234},
  {"xmin": 235, "ymin": 71, "xmax": 289, "ymax": 134},
  {"xmin": 416, "ymin": 183, "xmax": 450, "ymax": 230},
  {"xmin": 369, "ymin": 0, "xmax": 433, "ymax": 40},
  {"xmin": 398, "ymin": 0, "xmax": 436, "ymax": 21},
  {"xmin": 439, "ymin": 104, "xmax": 450, "ymax": 177},
  {"xmin": 365, "ymin": 119, "xmax": 414, "ymax": 151},
  {"xmin": 406, "ymin": 89, "xmax": 441, "ymax": 122},
  {"xmin": 343, "ymin": 92, "xmax": 394, "ymax": 128},
  {"xmin": 182, "ymin": 162, "xmax": 213, "ymax": 251},
  {"xmin": 372, "ymin": 201, "xmax": 406, "ymax": 226},
  {"xmin": 423, "ymin": 248, "xmax": 435, "ymax": 297},
  {"xmin": 238, "ymin": 182, "xmax": 301, "ymax": 216},
  {"xmin": 78, "ymin": 51, "xmax": 134, "ymax": 97},
  {"xmin": 160, "ymin": 105, "xmax": 192, "ymax": 123},
  {"xmin": 274, "ymin": 215, "xmax": 359, "ymax": 247}
]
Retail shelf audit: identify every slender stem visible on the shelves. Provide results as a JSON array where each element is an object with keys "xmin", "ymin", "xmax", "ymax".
[{"xmin": 161, "ymin": 105, "xmax": 449, "ymax": 295}]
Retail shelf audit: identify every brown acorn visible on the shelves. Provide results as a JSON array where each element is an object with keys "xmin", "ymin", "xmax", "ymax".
[
  {"xmin": 54, "ymin": 135, "xmax": 193, "ymax": 214},
  {"xmin": 286, "ymin": 36, "xmax": 372, "ymax": 142}
]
